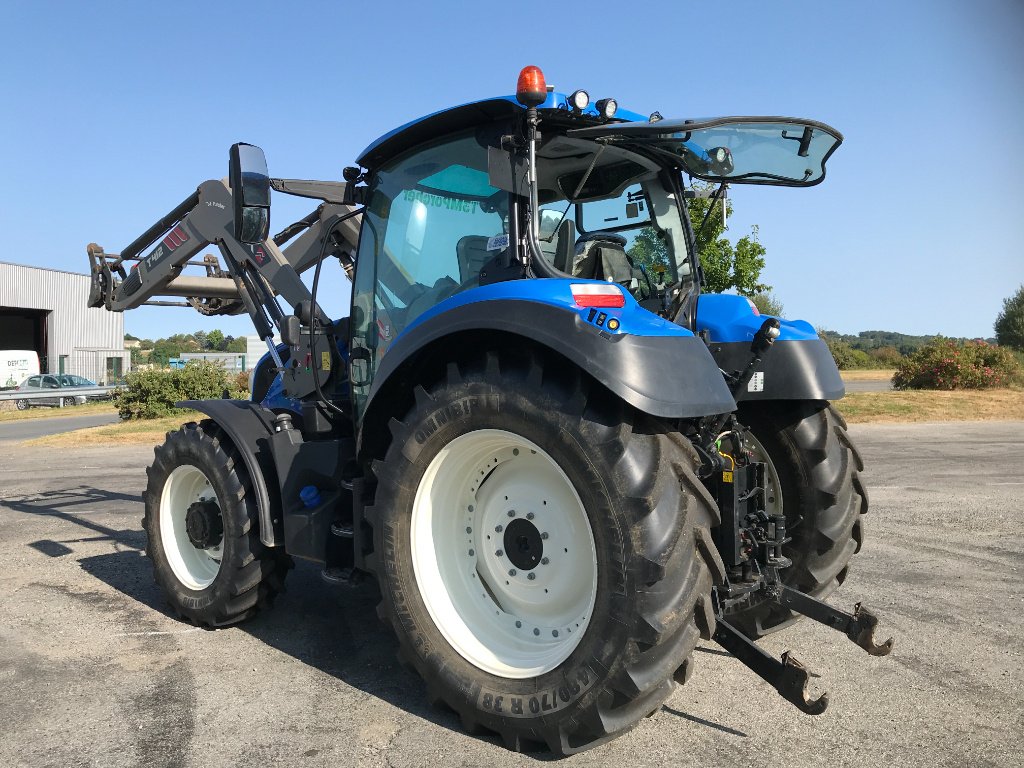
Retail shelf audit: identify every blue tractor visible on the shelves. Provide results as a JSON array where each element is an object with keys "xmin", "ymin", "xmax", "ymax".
[{"xmin": 87, "ymin": 66, "xmax": 891, "ymax": 754}]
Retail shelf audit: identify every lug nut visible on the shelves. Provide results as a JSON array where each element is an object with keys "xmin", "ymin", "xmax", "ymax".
[
  {"xmin": 526, "ymin": 512, "xmax": 535, "ymax": 520},
  {"xmin": 528, "ymin": 573, "xmax": 536, "ymax": 580},
  {"xmin": 507, "ymin": 510, "xmax": 515, "ymax": 517},
  {"xmin": 541, "ymin": 532, "xmax": 549, "ymax": 540},
  {"xmin": 541, "ymin": 557, "xmax": 549, "ymax": 565},
  {"xmin": 509, "ymin": 569, "xmax": 517, "ymax": 576},
  {"xmin": 495, "ymin": 524, "xmax": 503, "ymax": 533},
  {"xmin": 496, "ymin": 549, "xmax": 503, "ymax": 557}
]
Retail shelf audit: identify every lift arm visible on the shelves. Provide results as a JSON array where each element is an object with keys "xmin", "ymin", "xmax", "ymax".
[
  {"xmin": 87, "ymin": 176, "xmax": 361, "ymax": 404},
  {"xmin": 87, "ymin": 179, "xmax": 360, "ymax": 314}
]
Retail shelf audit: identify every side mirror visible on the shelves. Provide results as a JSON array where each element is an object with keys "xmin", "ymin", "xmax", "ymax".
[{"xmin": 229, "ymin": 143, "xmax": 271, "ymax": 243}]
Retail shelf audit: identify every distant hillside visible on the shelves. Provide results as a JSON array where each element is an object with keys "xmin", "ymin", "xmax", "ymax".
[{"xmin": 820, "ymin": 330, "xmax": 996, "ymax": 356}]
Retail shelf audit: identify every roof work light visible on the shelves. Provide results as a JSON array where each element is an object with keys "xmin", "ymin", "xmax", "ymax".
[
  {"xmin": 569, "ymin": 89, "xmax": 590, "ymax": 112},
  {"xmin": 595, "ymin": 98, "xmax": 618, "ymax": 120}
]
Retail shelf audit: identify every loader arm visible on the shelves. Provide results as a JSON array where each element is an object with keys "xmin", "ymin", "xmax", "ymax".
[
  {"xmin": 87, "ymin": 179, "xmax": 360, "ymax": 313},
  {"xmin": 87, "ymin": 176, "xmax": 361, "ymax": 405}
]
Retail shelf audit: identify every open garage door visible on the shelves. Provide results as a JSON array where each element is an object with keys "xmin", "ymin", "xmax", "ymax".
[{"xmin": 0, "ymin": 307, "xmax": 49, "ymax": 371}]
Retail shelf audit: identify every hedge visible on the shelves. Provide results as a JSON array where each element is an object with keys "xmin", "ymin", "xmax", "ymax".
[{"xmin": 114, "ymin": 361, "xmax": 248, "ymax": 420}]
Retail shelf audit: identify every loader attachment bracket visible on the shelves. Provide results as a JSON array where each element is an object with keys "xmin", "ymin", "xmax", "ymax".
[{"xmin": 712, "ymin": 616, "xmax": 829, "ymax": 715}]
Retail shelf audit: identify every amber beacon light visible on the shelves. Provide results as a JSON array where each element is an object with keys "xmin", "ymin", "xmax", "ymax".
[{"xmin": 516, "ymin": 65, "xmax": 547, "ymax": 107}]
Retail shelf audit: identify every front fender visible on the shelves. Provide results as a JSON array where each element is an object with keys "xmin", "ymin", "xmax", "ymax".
[
  {"xmin": 363, "ymin": 279, "xmax": 736, "ymax": 422},
  {"xmin": 177, "ymin": 399, "xmax": 283, "ymax": 547}
]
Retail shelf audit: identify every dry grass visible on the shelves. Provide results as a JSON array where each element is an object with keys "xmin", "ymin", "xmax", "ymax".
[
  {"xmin": 836, "ymin": 388, "xmax": 1024, "ymax": 423},
  {"xmin": 840, "ymin": 369, "xmax": 896, "ymax": 382},
  {"xmin": 18, "ymin": 388, "xmax": 1024, "ymax": 445},
  {"xmin": 24, "ymin": 413, "xmax": 197, "ymax": 447},
  {"xmin": 0, "ymin": 400, "xmax": 118, "ymax": 422}
]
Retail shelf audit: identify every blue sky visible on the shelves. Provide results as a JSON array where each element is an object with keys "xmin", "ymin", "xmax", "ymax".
[{"xmin": 1, "ymin": 0, "xmax": 1021, "ymax": 340}]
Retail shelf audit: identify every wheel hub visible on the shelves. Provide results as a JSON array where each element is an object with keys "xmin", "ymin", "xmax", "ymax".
[
  {"xmin": 185, "ymin": 500, "xmax": 223, "ymax": 550},
  {"xmin": 503, "ymin": 517, "xmax": 543, "ymax": 570}
]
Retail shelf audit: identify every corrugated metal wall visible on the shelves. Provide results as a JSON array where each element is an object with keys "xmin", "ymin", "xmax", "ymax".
[{"xmin": 0, "ymin": 261, "xmax": 128, "ymax": 379}]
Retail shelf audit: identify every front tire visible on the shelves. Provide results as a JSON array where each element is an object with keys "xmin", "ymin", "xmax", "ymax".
[
  {"xmin": 727, "ymin": 401, "xmax": 868, "ymax": 638},
  {"xmin": 15, "ymin": 399, "xmax": 29, "ymax": 411},
  {"xmin": 143, "ymin": 420, "xmax": 291, "ymax": 626},
  {"xmin": 366, "ymin": 353, "xmax": 721, "ymax": 754}
]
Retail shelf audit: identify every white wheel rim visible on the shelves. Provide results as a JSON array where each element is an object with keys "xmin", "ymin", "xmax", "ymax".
[
  {"xmin": 742, "ymin": 432, "xmax": 783, "ymax": 516},
  {"xmin": 160, "ymin": 464, "xmax": 224, "ymax": 590},
  {"xmin": 411, "ymin": 429, "xmax": 597, "ymax": 679}
]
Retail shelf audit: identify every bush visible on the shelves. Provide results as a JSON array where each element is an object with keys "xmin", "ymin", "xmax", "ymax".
[
  {"xmin": 826, "ymin": 338, "xmax": 873, "ymax": 370},
  {"xmin": 868, "ymin": 346, "xmax": 904, "ymax": 367},
  {"xmin": 115, "ymin": 361, "xmax": 248, "ymax": 420},
  {"xmin": 892, "ymin": 338, "xmax": 1023, "ymax": 390}
]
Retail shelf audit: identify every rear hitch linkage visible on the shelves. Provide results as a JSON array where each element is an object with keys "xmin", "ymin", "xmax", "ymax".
[
  {"xmin": 694, "ymin": 314, "xmax": 894, "ymax": 714},
  {"xmin": 712, "ymin": 614, "xmax": 829, "ymax": 715},
  {"xmin": 712, "ymin": 584, "xmax": 893, "ymax": 715},
  {"xmin": 711, "ymin": 551, "xmax": 894, "ymax": 716}
]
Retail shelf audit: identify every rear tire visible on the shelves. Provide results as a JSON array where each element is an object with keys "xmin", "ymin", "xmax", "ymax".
[
  {"xmin": 61, "ymin": 397, "xmax": 76, "ymax": 407},
  {"xmin": 15, "ymin": 399, "xmax": 29, "ymax": 411},
  {"xmin": 143, "ymin": 420, "xmax": 291, "ymax": 627},
  {"xmin": 727, "ymin": 401, "xmax": 867, "ymax": 638},
  {"xmin": 366, "ymin": 352, "xmax": 721, "ymax": 754}
]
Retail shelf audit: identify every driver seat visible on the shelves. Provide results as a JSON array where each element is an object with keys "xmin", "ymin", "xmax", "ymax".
[{"xmin": 571, "ymin": 232, "xmax": 633, "ymax": 283}]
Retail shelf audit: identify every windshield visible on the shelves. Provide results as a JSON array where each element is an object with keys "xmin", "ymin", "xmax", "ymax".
[
  {"xmin": 535, "ymin": 137, "xmax": 694, "ymax": 301},
  {"xmin": 568, "ymin": 116, "xmax": 843, "ymax": 187}
]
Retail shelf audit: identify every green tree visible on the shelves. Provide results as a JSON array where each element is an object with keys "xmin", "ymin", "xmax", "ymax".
[
  {"xmin": 224, "ymin": 336, "xmax": 248, "ymax": 353},
  {"xmin": 206, "ymin": 329, "xmax": 225, "ymax": 350},
  {"xmin": 150, "ymin": 339, "xmax": 181, "ymax": 365},
  {"xmin": 626, "ymin": 226, "xmax": 671, "ymax": 275},
  {"xmin": 750, "ymin": 292, "xmax": 784, "ymax": 317},
  {"xmin": 684, "ymin": 185, "xmax": 769, "ymax": 295},
  {"xmin": 994, "ymin": 285, "xmax": 1024, "ymax": 350}
]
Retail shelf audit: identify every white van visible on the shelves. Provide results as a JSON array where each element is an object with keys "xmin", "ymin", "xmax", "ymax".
[{"xmin": 0, "ymin": 350, "xmax": 40, "ymax": 389}]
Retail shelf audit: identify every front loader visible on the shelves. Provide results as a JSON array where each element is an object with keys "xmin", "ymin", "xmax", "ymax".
[{"xmin": 86, "ymin": 65, "xmax": 891, "ymax": 754}]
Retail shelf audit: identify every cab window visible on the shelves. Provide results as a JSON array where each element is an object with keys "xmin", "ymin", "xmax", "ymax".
[{"xmin": 351, "ymin": 131, "xmax": 508, "ymax": 415}]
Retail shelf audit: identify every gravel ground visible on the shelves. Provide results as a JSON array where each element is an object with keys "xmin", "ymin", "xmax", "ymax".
[{"xmin": 0, "ymin": 422, "xmax": 1021, "ymax": 767}]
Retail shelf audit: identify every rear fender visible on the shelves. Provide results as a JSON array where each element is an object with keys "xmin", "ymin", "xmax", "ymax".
[
  {"xmin": 696, "ymin": 294, "xmax": 844, "ymax": 400},
  {"xmin": 358, "ymin": 280, "xmax": 736, "ymax": 442},
  {"xmin": 177, "ymin": 399, "xmax": 283, "ymax": 547}
]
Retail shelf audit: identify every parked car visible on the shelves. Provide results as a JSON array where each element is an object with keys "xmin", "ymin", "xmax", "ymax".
[
  {"xmin": 56, "ymin": 374, "xmax": 111, "ymax": 399},
  {"xmin": 13, "ymin": 374, "xmax": 91, "ymax": 409}
]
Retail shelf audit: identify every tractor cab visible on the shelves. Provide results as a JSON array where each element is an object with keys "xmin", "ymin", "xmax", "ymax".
[{"xmin": 346, "ymin": 68, "xmax": 843, "ymax": 415}]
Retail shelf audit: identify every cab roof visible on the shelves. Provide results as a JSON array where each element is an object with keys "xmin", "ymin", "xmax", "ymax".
[{"xmin": 356, "ymin": 93, "xmax": 647, "ymax": 169}]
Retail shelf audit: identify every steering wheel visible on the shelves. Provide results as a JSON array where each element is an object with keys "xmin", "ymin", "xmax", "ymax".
[{"xmin": 574, "ymin": 231, "xmax": 627, "ymax": 247}]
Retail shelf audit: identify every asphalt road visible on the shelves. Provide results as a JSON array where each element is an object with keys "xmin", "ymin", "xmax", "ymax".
[
  {"xmin": 0, "ymin": 422, "xmax": 1021, "ymax": 767},
  {"xmin": 0, "ymin": 412, "xmax": 120, "ymax": 442}
]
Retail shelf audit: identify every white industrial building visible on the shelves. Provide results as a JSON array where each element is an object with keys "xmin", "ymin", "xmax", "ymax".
[{"xmin": 0, "ymin": 261, "xmax": 130, "ymax": 384}]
